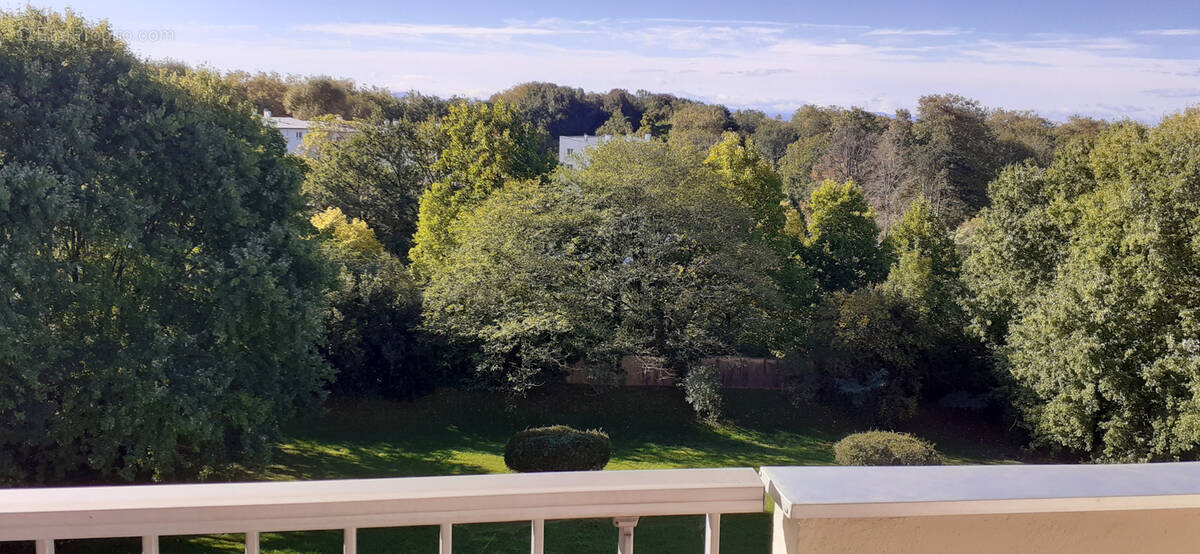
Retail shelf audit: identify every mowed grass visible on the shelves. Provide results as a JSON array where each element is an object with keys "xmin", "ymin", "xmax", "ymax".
[{"xmin": 28, "ymin": 386, "xmax": 1032, "ymax": 554}]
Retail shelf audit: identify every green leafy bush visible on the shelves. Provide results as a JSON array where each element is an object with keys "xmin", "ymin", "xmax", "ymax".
[
  {"xmin": 504, "ymin": 426, "xmax": 611, "ymax": 472},
  {"xmin": 682, "ymin": 364, "xmax": 724, "ymax": 422},
  {"xmin": 833, "ymin": 431, "xmax": 942, "ymax": 466}
]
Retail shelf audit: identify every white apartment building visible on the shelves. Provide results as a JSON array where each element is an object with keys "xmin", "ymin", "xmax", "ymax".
[
  {"xmin": 558, "ymin": 133, "xmax": 652, "ymax": 168},
  {"xmin": 262, "ymin": 110, "xmax": 356, "ymax": 154}
]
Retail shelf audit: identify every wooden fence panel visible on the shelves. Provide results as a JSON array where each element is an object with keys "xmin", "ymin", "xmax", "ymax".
[{"xmin": 566, "ymin": 356, "xmax": 784, "ymax": 390}]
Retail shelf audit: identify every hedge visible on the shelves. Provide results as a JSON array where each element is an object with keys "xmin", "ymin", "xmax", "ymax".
[
  {"xmin": 833, "ymin": 431, "xmax": 942, "ymax": 466},
  {"xmin": 504, "ymin": 425, "xmax": 611, "ymax": 472}
]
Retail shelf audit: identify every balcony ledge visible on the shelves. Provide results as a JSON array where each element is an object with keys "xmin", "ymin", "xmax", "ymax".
[{"xmin": 761, "ymin": 462, "xmax": 1200, "ymax": 519}]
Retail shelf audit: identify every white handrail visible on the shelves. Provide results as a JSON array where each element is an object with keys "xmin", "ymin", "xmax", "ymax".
[
  {"xmin": 760, "ymin": 462, "xmax": 1200, "ymax": 519},
  {"xmin": 1, "ymin": 468, "xmax": 764, "ymax": 554},
  {"xmin": 760, "ymin": 462, "xmax": 1200, "ymax": 554}
]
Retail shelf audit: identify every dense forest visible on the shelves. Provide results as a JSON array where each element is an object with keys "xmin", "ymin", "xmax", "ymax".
[{"xmin": 2, "ymin": 10, "xmax": 1198, "ymax": 485}]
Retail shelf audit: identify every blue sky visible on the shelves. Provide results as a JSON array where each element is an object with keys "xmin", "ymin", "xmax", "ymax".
[{"xmin": 11, "ymin": 0, "xmax": 1200, "ymax": 121}]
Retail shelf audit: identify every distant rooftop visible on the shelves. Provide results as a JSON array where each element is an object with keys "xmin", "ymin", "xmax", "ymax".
[
  {"xmin": 264, "ymin": 115, "xmax": 311, "ymax": 130},
  {"xmin": 261, "ymin": 110, "xmax": 356, "ymax": 131}
]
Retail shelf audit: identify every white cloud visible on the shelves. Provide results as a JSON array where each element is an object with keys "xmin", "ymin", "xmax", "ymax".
[
  {"xmin": 865, "ymin": 28, "xmax": 967, "ymax": 36},
  {"xmin": 618, "ymin": 24, "xmax": 787, "ymax": 51},
  {"xmin": 1138, "ymin": 29, "xmax": 1200, "ymax": 36},
  {"xmin": 190, "ymin": 24, "xmax": 259, "ymax": 33},
  {"xmin": 113, "ymin": 17, "xmax": 1200, "ymax": 123},
  {"xmin": 642, "ymin": 17, "xmax": 793, "ymax": 27},
  {"xmin": 293, "ymin": 22, "xmax": 583, "ymax": 39}
]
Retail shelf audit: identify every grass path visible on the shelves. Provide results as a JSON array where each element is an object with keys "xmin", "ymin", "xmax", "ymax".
[{"xmin": 32, "ymin": 386, "xmax": 1032, "ymax": 553}]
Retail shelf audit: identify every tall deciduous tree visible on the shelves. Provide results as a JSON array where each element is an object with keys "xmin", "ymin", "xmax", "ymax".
[
  {"xmin": 801, "ymin": 181, "xmax": 891, "ymax": 292},
  {"xmin": 283, "ymin": 76, "xmax": 355, "ymax": 119},
  {"xmin": 634, "ymin": 90, "xmax": 681, "ymax": 138},
  {"xmin": 595, "ymin": 111, "xmax": 634, "ymax": 136},
  {"xmin": 593, "ymin": 88, "xmax": 643, "ymax": 129},
  {"xmin": 790, "ymin": 104, "xmax": 835, "ymax": 139},
  {"xmin": 311, "ymin": 208, "xmax": 437, "ymax": 400},
  {"xmin": 812, "ymin": 108, "xmax": 884, "ymax": 186},
  {"xmin": 805, "ymin": 287, "xmax": 928, "ymax": 425},
  {"xmin": 987, "ymin": 109, "xmax": 1056, "ymax": 167},
  {"xmin": 703, "ymin": 133, "xmax": 788, "ymax": 238},
  {"xmin": 883, "ymin": 197, "xmax": 961, "ymax": 320},
  {"xmin": 409, "ymin": 100, "xmax": 553, "ymax": 279},
  {"xmin": 963, "ymin": 111, "xmax": 1200, "ymax": 461},
  {"xmin": 911, "ymin": 94, "xmax": 1001, "ymax": 225},
  {"xmin": 302, "ymin": 116, "xmax": 438, "ymax": 256},
  {"xmin": 423, "ymin": 140, "xmax": 787, "ymax": 392},
  {"xmin": 1052, "ymin": 115, "xmax": 1109, "ymax": 144},
  {"xmin": 778, "ymin": 134, "xmax": 831, "ymax": 206},
  {"xmin": 225, "ymin": 70, "xmax": 294, "ymax": 116},
  {"xmin": 869, "ymin": 110, "xmax": 917, "ymax": 231},
  {"xmin": 667, "ymin": 103, "xmax": 734, "ymax": 151},
  {"xmin": 705, "ymin": 134, "xmax": 817, "ymax": 330},
  {"xmin": 0, "ymin": 9, "xmax": 330, "ymax": 483},
  {"xmin": 884, "ymin": 198, "xmax": 989, "ymax": 400},
  {"xmin": 750, "ymin": 118, "xmax": 800, "ymax": 165},
  {"xmin": 491, "ymin": 81, "xmax": 607, "ymax": 138}
]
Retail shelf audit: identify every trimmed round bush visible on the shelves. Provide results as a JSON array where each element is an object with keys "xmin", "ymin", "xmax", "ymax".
[
  {"xmin": 833, "ymin": 431, "xmax": 942, "ymax": 466},
  {"xmin": 504, "ymin": 426, "xmax": 612, "ymax": 473}
]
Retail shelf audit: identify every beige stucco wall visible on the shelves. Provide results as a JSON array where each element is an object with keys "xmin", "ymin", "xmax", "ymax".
[{"xmin": 773, "ymin": 507, "xmax": 1200, "ymax": 554}]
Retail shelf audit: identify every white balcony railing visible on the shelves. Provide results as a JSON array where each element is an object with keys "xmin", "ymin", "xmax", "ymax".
[
  {"xmin": 761, "ymin": 462, "xmax": 1200, "ymax": 554},
  {"xmin": 0, "ymin": 467, "xmax": 765, "ymax": 554},
  {"xmin": 9, "ymin": 462, "xmax": 1200, "ymax": 554}
]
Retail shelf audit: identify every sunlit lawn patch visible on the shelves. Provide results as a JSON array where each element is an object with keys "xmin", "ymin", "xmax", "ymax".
[{"xmin": 39, "ymin": 386, "xmax": 1028, "ymax": 553}]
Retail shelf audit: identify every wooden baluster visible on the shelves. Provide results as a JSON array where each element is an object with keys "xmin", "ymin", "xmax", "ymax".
[
  {"xmin": 142, "ymin": 535, "xmax": 159, "ymax": 554},
  {"xmin": 34, "ymin": 539, "xmax": 53, "ymax": 554},
  {"xmin": 344, "ymin": 527, "xmax": 357, "ymax": 554},
  {"xmin": 245, "ymin": 531, "xmax": 260, "ymax": 554}
]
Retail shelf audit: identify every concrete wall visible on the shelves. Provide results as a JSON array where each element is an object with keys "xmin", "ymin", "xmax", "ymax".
[
  {"xmin": 283, "ymin": 128, "xmax": 306, "ymax": 153},
  {"xmin": 773, "ymin": 507, "xmax": 1200, "ymax": 554}
]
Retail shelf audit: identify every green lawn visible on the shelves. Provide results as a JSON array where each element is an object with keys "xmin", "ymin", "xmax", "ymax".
[{"xmin": 28, "ymin": 386, "xmax": 1032, "ymax": 554}]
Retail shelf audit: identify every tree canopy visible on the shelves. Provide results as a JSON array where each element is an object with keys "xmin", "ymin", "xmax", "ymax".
[
  {"xmin": 409, "ymin": 100, "xmax": 553, "ymax": 278},
  {"xmin": 963, "ymin": 111, "xmax": 1200, "ymax": 461},
  {"xmin": 801, "ymin": 181, "xmax": 891, "ymax": 293},
  {"xmin": 302, "ymin": 116, "xmax": 438, "ymax": 256},
  {"xmin": 0, "ymin": 9, "xmax": 330, "ymax": 483},
  {"xmin": 667, "ymin": 104, "xmax": 735, "ymax": 151},
  {"xmin": 311, "ymin": 208, "xmax": 436, "ymax": 400},
  {"xmin": 422, "ymin": 140, "xmax": 788, "ymax": 391}
]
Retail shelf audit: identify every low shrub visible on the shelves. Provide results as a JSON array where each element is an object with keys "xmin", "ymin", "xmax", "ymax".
[
  {"xmin": 504, "ymin": 426, "xmax": 612, "ymax": 472},
  {"xmin": 833, "ymin": 431, "xmax": 942, "ymax": 466},
  {"xmin": 682, "ymin": 363, "xmax": 724, "ymax": 422}
]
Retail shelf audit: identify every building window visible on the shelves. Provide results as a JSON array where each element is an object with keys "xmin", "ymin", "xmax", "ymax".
[
  {"xmin": 567, "ymin": 148, "xmax": 574, "ymax": 155},
  {"xmin": 296, "ymin": 131, "xmax": 303, "ymax": 138}
]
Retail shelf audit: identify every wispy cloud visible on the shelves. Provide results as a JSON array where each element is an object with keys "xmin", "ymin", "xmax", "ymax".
[
  {"xmin": 618, "ymin": 24, "xmax": 788, "ymax": 51},
  {"xmin": 720, "ymin": 68, "xmax": 796, "ymax": 78},
  {"xmin": 1143, "ymin": 88, "xmax": 1200, "ymax": 98},
  {"xmin": 642, "ymin": 17, "xmax": 791, "ymax": 26},
  {"xmin": 1138, "ymin": 29, "xmax": 1200, "ymax": 36},
  {"xmin": 293, "ymin": 22, "xmax": 584, "ymax": 39},
  {"xmin": 190, "ymin": 24, "xmax": 260, "ymax": 33},
  {"xmin": 120, "ymin": 16, "xmax": 1200, "ymax": 123},
  {"xmin": 865, "ymin": 28, "xmax": 968, "ymax": 36}
]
